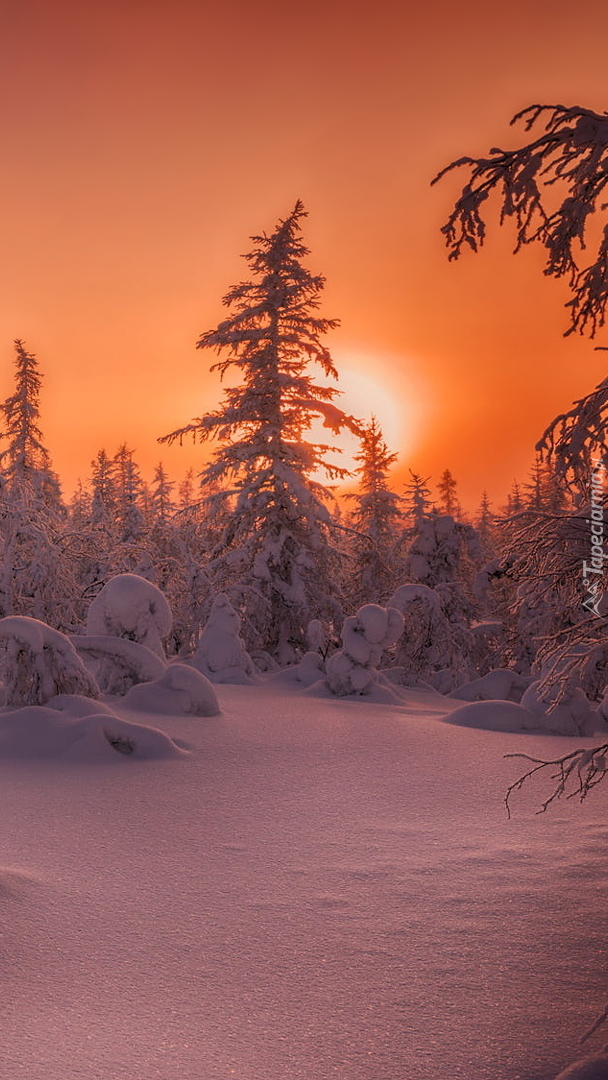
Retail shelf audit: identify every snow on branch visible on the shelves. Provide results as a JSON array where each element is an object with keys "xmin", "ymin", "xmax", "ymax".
[
  {"xmin": 0, "ymin": 616, "xmax": 100, "ymax": 705},
  {"xmin": 504, "ymin": 742, "xmax": 608, "ymax": 818},
  {"xmin": 291, "ymin": 398, "xmax": 364, "ymax": 436},
  {"xmin": 433, "ymin": 103, "xmax": 608, "ymax": 336},
  {"xmin": 536, "ymin": 370, "xmax": 608, "ymax": 485}
]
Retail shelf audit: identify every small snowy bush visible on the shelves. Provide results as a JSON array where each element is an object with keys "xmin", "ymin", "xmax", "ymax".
[
  {"xmin": 326, "ymin": 604, "xmax": 403, "ymax": 696},
  {"xmin": 387, "ymin": 583, "xmax": 455, "ymax": 683},
  {"xmin": 0, "ymin": 616, "xmax": 100, "ymax": 706},
  {"xmin": 191, "ymin": 593, "xmax": 257, "ymax": 684},
  {"xmin": 295, "ymin": 651, "xmax": 326, "ymax": 687},
  {"xmin": 0, "ymin": 705, "xmax": 186, "ymax": 762},
  {"xmin": 86, "ymin": 574, "xmax": 172, "ymax": 658}
]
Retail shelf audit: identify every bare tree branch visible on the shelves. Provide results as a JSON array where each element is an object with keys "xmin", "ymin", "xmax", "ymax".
[{"xmin": 504, "ymin": 743, "xmax": 608, "ymax": 817}]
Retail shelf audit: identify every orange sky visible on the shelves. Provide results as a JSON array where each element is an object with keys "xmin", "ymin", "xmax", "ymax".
[{"xmin": 2, "ymin": 0, "xmax": 608, "ymax": 510}]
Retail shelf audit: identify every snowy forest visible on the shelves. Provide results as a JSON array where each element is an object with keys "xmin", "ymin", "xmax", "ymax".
[
  {"xmin": 6, "ymin": 105, "xmax": 608, "ymax": 1080},
  {"xmin": 3, "ymin": 195, "xmax": 607, "ymax": 743}
]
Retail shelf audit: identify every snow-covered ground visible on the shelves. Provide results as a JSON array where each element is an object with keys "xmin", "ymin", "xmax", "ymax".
[{"xmin": 1, "ymin": 684, "xmax": 607, "ymax": 1080}]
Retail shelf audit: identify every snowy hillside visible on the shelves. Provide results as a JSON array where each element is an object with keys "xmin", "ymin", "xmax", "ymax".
[{"xmin": 1, "ymin": 683, "xmax": 608, "ymax": 1080}]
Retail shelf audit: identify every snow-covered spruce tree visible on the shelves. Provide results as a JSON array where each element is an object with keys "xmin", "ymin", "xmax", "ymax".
[
  {"xmin": 503, "ymin": 480, "xmax": 523, "ymax": 516},
  {"xmin": 346, "ymin": 417, "xmax": 404, "ymax": 606},
  {"xmin": 0, "ymin": 340, "xmax": 79, "ymax": 629},
  {"xmin": 90, "ymin": 449, "xmax": 117, "ymax": 526},
  {"xmin": 0, "ymin": 340, "xmax": 62, "ymax": 507},
  {"xmin": 150, "ymin": 462, "xmax": 174, "ymax": 525},
  {"xmin": 475, "ymin": 490, "xmax": 497, "ymax": 555},
  {"xmin": 160, "ymin": 201, "xmax": 360, "ymax": 664},
  {"xmin": 113, "ymin": 443, "xmax": 145, "ymax": 542},
  {"xmin": 402, "ymin": 470, "xmax": 433, "ymax": 534},
  {"xmin": 522, "ymin": 454, "xmax": 569, "ymax": 513},
  {"xmin": 403, "ymin": 470, "xmax": 433, "ymax": 529}
]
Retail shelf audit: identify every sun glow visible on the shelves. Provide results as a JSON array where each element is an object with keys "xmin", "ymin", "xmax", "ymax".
[{"xmin": 311, "ymin": 348, "xmax": 424, "ymax": 481}]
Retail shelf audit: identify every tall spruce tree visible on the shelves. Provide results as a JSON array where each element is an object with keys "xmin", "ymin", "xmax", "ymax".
[
  {"xmin": 403, "ymin": 470, "xmax": 433, "ymax": 530},
  {"xmin": 0, "ymin": 339, "xmax": 61, "ymax": 507},
  {"xmin": 160, "ymin": 201, "xmax": 360, "ymax": 662}
]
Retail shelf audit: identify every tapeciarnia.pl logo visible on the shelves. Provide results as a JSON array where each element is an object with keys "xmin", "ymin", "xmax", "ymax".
[{"xmin": 582, "ymin": 457, "xmax": 607, "ymax": 617}]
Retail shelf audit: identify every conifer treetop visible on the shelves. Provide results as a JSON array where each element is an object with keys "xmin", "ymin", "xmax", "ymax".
[
  {"xmin": 0, "ymin": 339, "xmax": 51, "ymax": 480},
  {"xmin": 160, "ymin": 201, "xmax": 361, "ymax": 472}
]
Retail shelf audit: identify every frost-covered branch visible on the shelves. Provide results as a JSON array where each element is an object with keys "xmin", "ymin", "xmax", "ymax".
[
  {"xmin": 536, "ymin": 369, "xmax": 608, "ymax": 486},
  {"xmin": 433, "ymin": 103, "xmax": 608, "ymax": 336}
]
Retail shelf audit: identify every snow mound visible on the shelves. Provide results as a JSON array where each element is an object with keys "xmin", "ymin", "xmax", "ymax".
[
  {"xmin": 123, "ymin": 662, "xmax": 220, "ymax": 716},
  {"xmin": 0, "ymin": 616, "xmax": 100, "ymax": 705},
  {"xmin": 449, "ymin": 668, "xmax": 531, "ymax": 703},
  {"xmin": 86, "ymin": 574, "xmax": 172, "ymax": 658},
  {"xmin": 0, "ymin": 705, "xmax": 187, "ymax": 762},
  {"xmin": 552, "ymin": 1050, "xmax": 608, "ymax": 1078},
  {"xmin": 46, "ymin": 694, "xmax": 116, "ymax": 717},
  {"xmin": 72, "ymin": 635, "xmax": 166, "ymax": 695},
  {"xmin": 191, "ymin": 593, "xmax": 257, "ymax": 684},
  {"xmin": 521, "ymin": 680, "xmax": 595, "ymax": 737},
  {"xmin": 443, "ymin": 699, "xmax": 540, "ymax": 733}
]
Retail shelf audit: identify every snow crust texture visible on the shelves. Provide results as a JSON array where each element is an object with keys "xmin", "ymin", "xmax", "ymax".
[{"xmin": 0, "ymin": 684, "xmax": 605, "ymax": 1080}]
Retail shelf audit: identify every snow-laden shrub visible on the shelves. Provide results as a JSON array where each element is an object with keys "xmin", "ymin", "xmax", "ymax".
[
  {"xmin": 386, "ymin": 584, "xmax": 454, "ymax": 681},
  {"xmin": 86, "ymin": 574, "xmax": 172, "ymax": 658},
  {"xmin": 0, "ymin": 616, "xmax": 100, "ymax": 706},
  {"xmin": 295, "ymin": 651, "xmax": 326, "ymax": 687},
  {"xmin": 467, "ymin": 620, "xmax": 507, "ymax": 676},
  {"xmin": 191, "ymin": 593, "xmax": 257, "ymax": 684},
  {"xmin": 72, "ymin": 635, "xmax": 166, "ymax": 695},
  {"xmin": 306, "ymin": 619, "xmax": 329, "ymax": 656},
  {"xmin": 405, "ymin": 515, "xmax": 481, "ymax": 589},
  {"xmin": 326, "ymin": 604, "xmax": 403, "ymax": 696},
  {"xmin": 123, "ymin": 662, "xmax": 220, "ymax": 716},
  {"xmin": 521, "ymin": 680, "xmax": 594, "ymax": 737}
]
